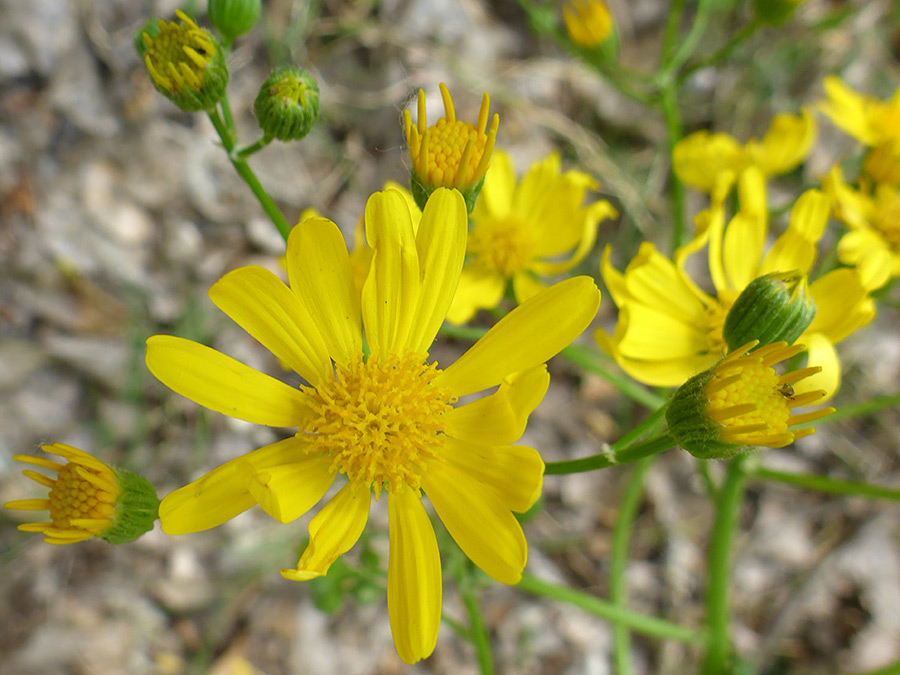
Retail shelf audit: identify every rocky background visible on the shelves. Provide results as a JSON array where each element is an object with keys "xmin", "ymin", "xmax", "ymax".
[{"xmin": 1, "ymin": 0, "xmax": 899, "ymax": 673}]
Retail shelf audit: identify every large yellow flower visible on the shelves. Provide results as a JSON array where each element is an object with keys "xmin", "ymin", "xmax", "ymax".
[
  {"xmin": 146, "ymin": 188, "xmax": 601, "ymax": 663},
  {"xmin": 673, "ymin": 110, "xmax": 816, "ymax": 193},
  {"xmin": 820, "ymin": 76, "xmax": 900, "ymax": 184},
  {"xmin": 825, "ymin": 165, "xmax": 900, "ymax": 290},
  {"xmin": 596, "ymin": 168, "xmax": 874, "ymax": 399},
  {"xmin": 447, "ymin": 150, "xmax": 617, "ymax": 324}
]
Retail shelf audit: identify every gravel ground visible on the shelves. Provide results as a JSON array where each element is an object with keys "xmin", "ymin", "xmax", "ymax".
[{"xmin": 1, "ymin": 1, "xmax": 899, "ymax": 673}]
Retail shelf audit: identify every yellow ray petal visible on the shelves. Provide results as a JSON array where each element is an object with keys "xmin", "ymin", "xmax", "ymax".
[
  {"xmin": 281, "ymin": 481, "xmax": 370, "ymax": 581},
  {"xmin": 791, "ymin": 332, "xmax": 840, "ymax": 401},
  {"xmin": 722, "ymin": 211, "xmax": 765, "ymax": 292},
  {"xmin": 405, "ymin": 188, "xmax": 467, "ymax": 353},
  {"xmin": 746, "ymin": 110, "xmax": 816, "ymax": 176},
  {"xmin": 615, "ymin": 303, "xmax": 712, "ymax": 360},
  {"xmin": 837, "ymin": 230, "xmax": 895, "ymax": 290},
  {"xmin": 440, "ymin": 437, "xmax": 544, "ymax": 513},
  {"xmin": 807, "ymin": 268, "xmax": 876, "ymax": 343},
  {"xmin": 446, "ymin": 365, "xmax": 549, "ymax": 445},
  {"xmin": 286, "ymin": 217, "xmax": 362, "ymax": 367},
  {"xmin": 436, "ymin": 276, "xmax": 600, "ymax": 397},
  {"xmin": 209, "ymin": 266, "xmax": 332, "ymax": 386},
  {"xmin": 444, "ymin": 266, "xmax": 506, "ymax": 326},
  {"xmin": 673, "ymin": 130, "xmax": 745, "ymax": 192},
  {"xmin": 624, "ymin": 242, "xmax": 711, "ymax": 324},
  {"xmin": 146, "ymin": 335, "xmax": 310, "ymax": 428},
  {"xmin": 511, "ymin": 272, "xmax": 547, "ymax": 305},
  {"xmin": 247, "ymin": 454, "xmax": 335, "ymax": 524},
  {"xmin": 387, "ymin": 488, "xmax": 441, "ymax": 664},
  {"xmin": 471, "ymin": 149, "xmax": 516, "ymax": 221},
  {"xmin": 423, "ymin": 461, "xmax": 527, "ymax": 584},
  {"xmin": 362, "ymin": 190, "xmax": 420, "ymax": 354}
]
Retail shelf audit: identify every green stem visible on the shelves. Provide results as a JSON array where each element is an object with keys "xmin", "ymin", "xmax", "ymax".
[
  {"xmin": 610, "ymin": 457, "xmax": 656, "ymax": 674},
  {"xmin": 543, "ymin": 432, "xmax": 675, "ymax": 475},
  {"xmin": 517, "ymin": 574, "xmax": 705, "ymax": 645},
  {"xmin": 459, "ymin": 580, "xmax": 495, "ymax": 675},
  {"xmin": 234, "ymin": 135, "xmax": 273, "ymax": 160},
  {"xmin": 752, "ymin": 467, "xmax": 900, "ymax": 503},
  {"xmin": 207, "ymin": 109, "xmax": 292, "ymax": 241},
  {"xmin": 826, "ymin": 390, "xmax": 900, "ymax": 422},
  {"xmin": 679, "ymin": 20, "xmax": 761, "ymax": 83},
  {"xmin": 700, "ymin": 454, "xmax": 748, "ymax": 675},
  {"xmin": 220, "ymin": 91, "xmax": 236, "ymax": 134},
  {"xmin": 661, "ymin": 0, "xmax": 688, "ymax": 64},
  {"xmin": 659, "ymin": 0, "xmax": 712, "ymax": 80},
  {"xmin": 659, "ymin": 83, "xmax": 686, "ymax": 251},
  {"xmin": 611, "ymin": 404, "xmax": 669, "ymax": 452}
]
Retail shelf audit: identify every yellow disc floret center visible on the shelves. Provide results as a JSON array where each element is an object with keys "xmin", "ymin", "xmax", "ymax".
[
  {"xmin": 144, "ymin": 11, "xmax": 214, "ymax": 92},
  {"xmin": 705, "ymin": 358, "xmax": 789, "ymax": 443},
  {"xmin": 469, "ymin": 216, "xmax": 536, "ymax": 276},
  {"xmin": 873, "ymin": 188, "xmax": 900, "ymax": 250},
  {"xmin": 302, "ymin": 352, "xmax": 453, "ymax": 495},
  {"xmin": 422, "ymin": 119, "xmax": 487, "ymax": 188},
  {"xmin": 48, "ymin": 463, "xmax": 118, "ymax": 531}
]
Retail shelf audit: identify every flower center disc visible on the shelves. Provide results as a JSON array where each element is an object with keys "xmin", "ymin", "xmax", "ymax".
[
  {"xmin": 48, "ymin": 464, "xmax": 117, "ymax": 529},
  {"xmin": 469, "ymin": 217, "xmax": 535, "ymax": 277},
  {"xmin": 145, "ymin": 15, "xmax": 214, "ymax": 91},
  {"xmin": 705, "ymin": 357, "xmax": 790, "ymax": 442},
  {"xmin": 302, "ymin": 353, "xmax": 453, "ymax": 495},
  {"xmin": 424, "ymin": 119, "xmax": 488, "ymax": 187}
]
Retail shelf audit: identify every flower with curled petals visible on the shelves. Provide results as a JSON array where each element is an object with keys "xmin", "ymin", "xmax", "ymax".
[{"xmin": 146, "ymin": 187, "xmax": 601, "ymax": 663}]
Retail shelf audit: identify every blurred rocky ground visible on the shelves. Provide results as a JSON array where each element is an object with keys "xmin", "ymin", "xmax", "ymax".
[{"xmin": 1, "ymin": 0, "xmax": 899, "ymax": 673}]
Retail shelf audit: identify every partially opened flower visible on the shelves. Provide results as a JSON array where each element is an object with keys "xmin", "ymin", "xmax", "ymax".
[
  {"xmin": 673, "ymin": 110, "xmax": 816, "ymax": 193},
  {"xmin": 562, "ymin": 0, "xmax": 615, "ymax": 49},
  {"xmin": 447, "ymin": 150, "xmax": 617, "ymax": 324},
  {"xmin": 819, "ymin": 76, "xmax": 900, "ymax": 184},
  {"xmin": 146, "ymin": 187, "xmax": 601, "ymax": 663},
  {"xmin": 667, "ymin": 341, "xmax": 834, "ymax": 459},
  {"xmin": 404, "ymin": 83, "xmax": 499, "ymax": 212},
  {"xmin": 5, "ymin": 443, "xmax": 158, "ymax": 545},
  {"xmin": 825, "ymin": 165, "xmax": 900, "ymax": 290},
  {"xmin": 597, "ymin": 169, "xmax": 875, "ymax": 399}
]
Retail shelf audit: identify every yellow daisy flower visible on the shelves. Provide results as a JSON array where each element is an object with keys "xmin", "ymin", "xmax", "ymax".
[
  {"xmin": 5, "ymin": 443, "xmax": 158, "ymax": 545},
  {"xmin": 673, "ymin": 110, "xmax": 816, "ymax": 193},
  {"xmin": 146, "ymin": 188, "xmax": 601, "ymax": 663},
  {"xmin": 825, "ymin": 165, "xmax": 900, "ymax": 290},
  {"xmin": 820, "ymin": 76, "xmax": 900, "ymax": 184},
  {"xmin": 404, "ymin": 83, "xmax": 499, "ymax": 212},
  {"xmin": 596, "ymin": 168, "xmax": 875, "ymax": 399},
  {"xmin": 562, "ymin": 0, "xmax": 614, "ymax": 49},
  {"xmin": 447, "ymin": 150, "xmax": 617, "ymax": 325}
]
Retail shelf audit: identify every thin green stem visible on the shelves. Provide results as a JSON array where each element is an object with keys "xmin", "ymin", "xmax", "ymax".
[
  {"xmin": 700, "ymin": 454, "xmax": 749, "ymax": 675},
  {"xmin": 207, "ymin": 109, "xmax": 292, "ymax": 240},
  {"xmin": 679, "ymin": 20, "xmax": 761, "ymax": 83},
  {"xmin": 826, "ymin": 390, "xmax": 900, "ymax": 422},
  {"xmin": 234, "ymin": 135, "xmax": 273, "ymax": 160},
  {"xmin": 220, "ymin": 91, "xmax": 236, "ymax": 134},
  {"xmin": 611, "ymin": 404, "xmax": 669, "ymax": 452},
  {"xmin": 544, "ymin": 432, "xmax": 675, "ymax": 475},
  {"xmin": 661, "ymin": 0, "xmax": 688, "ymax": 64},
  {"xmin": 517, "ymin": 574, "xmax": 705, "ymax": 645},
  {"xmin": 752, "ymin": 467, "xmax": 900, "ymax": 503},
  {"xmin": 610, "ymin": 457, "xmax": 656, "ymax": 674},
  {"xmin": 659, "ymin": 83, "xmax": 686, "ymax": 251},
  {"xmin": 459, "ymin": 580, "xmax": 495, "ymax": 675},
  {"xmin": 659, "ymin": 0, "xmax": 711, "ymax": 81}
]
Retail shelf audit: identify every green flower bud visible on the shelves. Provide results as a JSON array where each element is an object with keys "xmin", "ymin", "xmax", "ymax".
[
  {"xmin": 254, "ymin": 67, "xmax": 320, "ymax": 141},
  {"xmin": 100, "ymin": 469, "xmax": 161, "ymax": 544},
  {"xmin": 142, "ymin": 11, "xmax": 229, "ymax": 112},
  {"xmin": 208, "ymin": 0, "xmax": 262, "ymax": 43},
  {"xmin": 723, "ymin": 271, "xmax": 816, "ymax": 352},
  {"xmin": 134, "ymin": 16, "xmax": 162, "ymax": 58},
  {"xmin": 666, "ymin": 342, "xmax": 832, "ymax": 460}
]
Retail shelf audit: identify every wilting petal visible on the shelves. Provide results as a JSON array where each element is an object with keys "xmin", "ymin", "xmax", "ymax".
[
  {"xmin": 209, "ymin": 265, "xmax": 331, "ymax": 385},
  {"xmin": 387, "ymin": 487, "xmax": 441, "ymax": 664},
  {"xmin": 146, "ymin": 335, "xmax": 310, "ymax": 427},
  {"xmin": 281, "ymin": 481, "xmax": 370, "ymax": 581},
  {"xmin": 446, "ymin": 365, "xmax": 549, "ymax": 445},
  {"xmin": 423, "ymin": 461, "xmax": 527, "ymax": 584},
  {"xmin": 405, "ymin": 188, "xmax": 467, "ymax": 353},
  {"xmin": 286, "ymin": 217, "xmax": 362, "ymax": 367},
  {"xmin": 437, "ymin": 276, "xmax": 600, "ymax": 397}
]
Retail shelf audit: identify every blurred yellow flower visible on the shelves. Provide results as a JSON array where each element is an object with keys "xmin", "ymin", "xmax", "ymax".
[
  {"xmin": 146, "ymin": 188, "xmax": 601, "ymax": 663},
  {"xmin": 597, "ymin": 168, "xmax": 875, "ymax": 399},
  {"xmin": 673, "ymin": 110, "xmax": 816, "ymax": 193},
  {"xmin": 447, "ymin": 150, "xmax": 617, "ymax": 324},
  {"xmin": 825, "ymin": 165, "xmax": 900, "ymax": 290},
  {"xmin": 820, "ymin": 76, "xmax": 900, "ymax": 184},
  {"xmin": 562, "ymin": 0, "xmax": 614, "ymax": 49},
  {"xmin": 404, "ymin": 83, "xmax": 499, "ymax": 211}
]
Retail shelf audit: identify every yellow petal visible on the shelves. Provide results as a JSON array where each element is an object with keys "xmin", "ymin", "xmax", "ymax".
[
  {"xmin": 820, "ymin": 76, "xmax": 878, "ymax": 145},
  {"xmin": 600, "ymin": 245, "xmax": 629, "ymax": 307},
  {"xmin": 445, "ymin": 266, "xmax": 506, "ymax": 325},
  {"xmin": 387, "ymin": 487, "xmax": 441, "ymax": 664},
  {"xmin": 209, "ymin": 266, "xmax": 332, "ymax": 386},
  {"xmin": 146, "ymin": 335, "xmax": 310, "ymax": 427},
  {"xmin": 532, "ymin": 199, "xmax": 617, "ymax": 275},
  {"xmin": 837, "ymin": 230, "xmax": 895, "ymax": 290},
  {"xmin": 405, "ymin": 188, "xmax": 467, "ymax": 353},
  {"xmin": 472, "ymin": 149, "xmax": 515, "ymax": 221},
  {"xmin": 760, "ymin": 190, "xmax": 830, "ymax": 274},
  {"xmin": 511, "ymin": 272, "xmax": 547, "ymax": 304},
  {"xmin": 247, "ymin": 453, "xmax": 335, "ymax": 523},
  {"xmin": 746, "ymin": 110, "xmax": 816, "ymax": 176},
  {"xmin": 722, "ymin": 212, "xmax": 765, "ymax": 292},
  {"xmin": 625, "ymin": 242, "xmax": 712, "ymax": 324},
  {"xmin": 441, "ymin": 437, "xmax": 544, "ymax": 513},
  {"xmin": 616, "ymin": 303, "xmax": 713, "ymax": 360},
  {"xmin": 437, "ymin": 276, "xmax": 601, "ymax": 397},
  {"xmin": 786, "ymin": 189, "xmax": 830, "ymax": 241},
  {"xmin": 446, "ymin": 365, "xmax": 549, "ymax": 445},
  {"xmin": 513, "ymin": 152, "xmax": 562, "ymax": 218},
  {"xmin": 423, "ymin": 460, "xmax": 527, "ymax": 584},
  {"xmin": 824, "ymin": 165, "xmax": 875, "ymax": 230},
  {"xmin": 807, "ymin": 268, "xmax": 876, "ymax": 343},
  {"xmin": 281, "ymin": 481, "xmax": 370, "ymax": 581},
  {"xmin": 362, "ymin": 190, "xmax": 421, "ymax": 355},
  {"xmin": 673, "ymin": 131, "xmax": 745, "ymax": 192},
  {"xmin": 286, "ymin": 217, "xmax": 362, "ymax": 367},
  {"xmin": 530, "ymin": 167, "xmax": 601, "ymax": 257},
  {"xmin": 792, "ymin": 332, "xmax": 840, "ymax": 401},
  {"xmin": 159, "ymin": 437, "xmax": 307, "ymax": 535}
]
